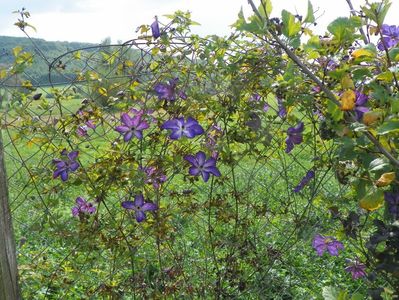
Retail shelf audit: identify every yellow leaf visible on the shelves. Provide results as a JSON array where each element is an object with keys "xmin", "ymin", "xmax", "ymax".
[
  {"xmin": 12, "ymin": 46, "xmax": 22, "ymax": 57},
  {"xmin": 340, "ymin": 90, "xmax": 356, "ymax": 111},
  {"xmin": 352, "ymin": 48, "xmax": 375, "ymax": 59},
  {"xmin": 359, "ymin": 189, "xmax": 384, "ymax": 211},
  {"xmin": 73, "ymin": 51, "xmax": 81, "ymax": 60},
  {"xmin": 0, "ymin": 69, "xmax": 6, "ymax": 79},
  {"xmin": 341, "ymin": 74, "xmax": 355, "ymax": 90},
  {"xmin": 363, "ymin": 111, "xmax": 382, "ymax": 126},
  {"xmin": 376, "ymin": 172, "xmax": 395, "ymax": 187},
  {"xmin": 98, "ymin": 87, "xmax": 107, "ymax": 96}
]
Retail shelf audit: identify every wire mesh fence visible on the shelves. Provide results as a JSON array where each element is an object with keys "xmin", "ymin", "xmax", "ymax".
[{"xmin": 0, "ymin": 29, "xmax": 363, "ymax": 299}]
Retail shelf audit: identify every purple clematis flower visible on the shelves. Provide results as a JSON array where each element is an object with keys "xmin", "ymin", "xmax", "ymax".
[
  {"xmin": 345, "ymin": 258, "xmax": 367, "ymax": 279},
  {"xmin": 86, "ymin": 120, "xmax": 96, "ymax": 129},
  {"xmin": 378, "ymin": 24, "xmax": 399, "ymax": 51},
  {"xmin": 384, "ymin": 191, "xmax": 399, "ymax": 219},
  {"xmin": 115, "ymin": 112, "xmax": 149, "ymax": 142},
  {"xmin": 249, "ymin": 93, "xmax": 261, "ymax": 102},
  {"xmin": 121, "ymin": 194, "xmax": 158, "ymax": 222},
  {"xmin": 161, "ymin": 117, "xmax": 204, "ymax": 140},
  {"xmin": 151, "ymin": 17, "xmax": 160, "ymax": 39},
  {"xmin": 139, "ymin": 165, "xmax": 167, "ymax": 189},
  {"xmin": 285, "ymin": 122, "xmax": 304, "ymax": 153},
  {"xmin": 293, "ymin": 170, "xmax": 315, "ymax": 193},
  {"xmin": 312, "ymin": 234, "xmax": 344, "ymax": 256},
  {"xmin": 184, "ymin": 151, "xmax": 221, "ymax": 182},
  {"xmin": 72, "ymin": 197, "xmax": 96, "ymax": 217},
  {"xmin": 154, "ymin": 78, "xmax": 178, "ymax": 101},
  {"xmin": 77, "ymin": 125, "xmax": 88, "ymax": 137},
  {"xmin": 53, "ymin": 149, "xmax": 80, "ymax": 181},
  {"xmin": 354, "ymin": 91, "xmax": 369, "ymax": 121}
]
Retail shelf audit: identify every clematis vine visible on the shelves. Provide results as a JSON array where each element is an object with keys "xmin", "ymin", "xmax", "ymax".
[
  {"xmin": 139, "ymin": 165, "xmax": 167, "ymax": 189},
  {"xmin": 285, "ymin": 122, "xmax": 304, "ymax": 153},
  {"xmin": 151, "ymin": 17, "xmax": 160, "ymax": 39},
  {"xmin": 384, "ymin": 191, "xmax": 399, "ymax": 219},
  {"xmin": 72, "ymin": 197, "xmax": 96, "ymax": 217},
  {"xmin": 345, "ymin": 258, "xmax": 367, "ymax": 279},
  {"xmin": 377, "ymin": 24, "xmax": 399, "ymax": 50},
  {"xmin": 53, "ymin": 149, "xmax": 80, "ymax": 181},
  {"xmin": 161, "ymin": 117, "xmax": 204, "ymax": 139},
  {"xmin": 184, "ymin": 151, "xmax": 221, "ymax": 182},
  {"xmin": 312, "ymin": 234, "xmax": 344, "ymax": 256},
  {"xmin": 154, "ymin": 78, "xmax": 186, "ymax": 101},
  {"xmin": 293, "ymin": 170, "xmax": 315, "ymax": 193},
  {"xmin": 122, "ymin": 194, "xmax": 158, "ymax": 223},
  {"xmin": 115, "ymin": 112, "xmax": 149, "ymax": 142}
]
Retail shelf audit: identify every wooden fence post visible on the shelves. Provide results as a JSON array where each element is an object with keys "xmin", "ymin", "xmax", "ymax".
[{"xmin": 0, "ymin": 129, "xmax": 20, "ymax": 299}]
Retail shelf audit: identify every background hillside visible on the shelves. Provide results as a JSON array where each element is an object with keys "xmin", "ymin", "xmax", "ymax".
[{"xmin": 0, "ymin": 36, "xmax": 96, "ymax": 85}]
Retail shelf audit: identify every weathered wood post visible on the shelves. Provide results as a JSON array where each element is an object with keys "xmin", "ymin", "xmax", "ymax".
[{"xmin": 0, "ymin": 95, "xmax": 20, "ymax": 298}]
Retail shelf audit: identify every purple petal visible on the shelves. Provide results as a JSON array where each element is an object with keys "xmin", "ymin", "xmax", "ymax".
[
  {"xmin": 121, "ymin": 113, "xmax": 134, "ymax": 127},
  {"xmin": 203, "ymin": 157, "xmax": 216, "ymax": 168},
  {"xmin": 133, "ymin": 130, "xmax": 143, "ymax": 140},
  {"xmin": 161, "ymin": 119, "xmax": 179, "ymax": 130},
  {"xmin": 201, "ymin": 171, "xmax": 210, "ymax": 182},
  {"xmin": 169, "ymin": 130, "xmax": 182, "ymax": 140},
  {"xmin": 122, "ymin": 200, "xmax": 135, "ymax": 210},
  {"xmin": 135, "ymin": 211, "xmax": 146, "ymax": 222},
  {"xmin": 124, "ymin": 131, "xmax": 134, "ymax": 142},
  {"xmin": 142, "ymin": 203, "xmax": 158, "ymax": 211},
  {"xmin": 86, "ymin": 120, "xmax": 96, "ymax": 129},
  {"xmin": 135, "ymin": 120, "xmax": 149, "ymax": 131},
  {"xmin": 134, "ymin": 194, "xmax": 145, "ymax": 207},
  {"xmin": 61, "ymin": 171, "xmax": 69, "ymax": 181},
  {"xmin": 68, "ymin": 151, "xmax": 79, "ymax": 160},
  {"xmin": 69, "ymin": 161, "xmax": 80, "ymax": 172},
  {"xmin": 184, "ymin": 155, "xmax": 198, "ymax": 166},
  {"xmin": 206, "ymin": 166, "xmax": 221, "ymax": 177},
  {"xmin": 76, "ymin": 197, "xmax": 86, "ymax": 206},
  {"xmin": 151, "ymin": 19, "xmax": 160, "ymax": 39},
  {"xmin": 72, "ymin": 207, "xmax": 79, "ymax": 217},
  {"xmin": 53, "ymin": 168, "xmax": 64, "ymax": 179},
  {"xmin": 115, "ymin": 125, "xmax": 130, "ymax": 133},
  {"xmin": 188, "ymin": 166, "xmax": 200, "ymax": 176},
  {"xmin": 195, "ymin": 151, "xmax": 206, "ymax": 166}
]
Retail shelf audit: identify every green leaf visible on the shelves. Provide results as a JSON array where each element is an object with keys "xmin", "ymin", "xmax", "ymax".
[
  {"xmin": 232, "ymin": 8, "xmax": 262, "ymax": 33},
  {"xmin": 359, "ymin": 188, "xmax": 385, "ymax": 211},
  {"xmin": 377, "ymin": 119, "xmax": 399, "ymax": 135},
  {"xmin": 322, "ymin": 286, "xmax": 350, "ymax": 300},
  {"xmin": 258, "ymin": 0, "xmax": 272, "ymax": 18},
  {"xmin": 369, "ymin": 158, "xmax": 389, "ymax": 172},
  {"xmin": 351, "ymin": 293, "xmax": 365, "ymax": 300},
  {"xmin": 282, "ymin": 10, "xmax": 301, "ymax": 37},
  {"xmin": 327, "ymin": 98, "xmax": 343, "ymax": 122},
  {"xmin": 327, "ymin": 17, "xmax": 361, "ymax": 43},
  {"xmin": 388, "ymin": 48, "xmax": 399, "ymax": 62},
  {"xmin": 361, "ymin": 1, "xmax": 391, "ymax": 26},
  {"xmin": 304, "ymin": 0, "xmax": 315, "ymax": 23}
]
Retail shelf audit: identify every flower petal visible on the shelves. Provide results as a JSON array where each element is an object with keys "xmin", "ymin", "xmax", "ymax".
[
  {"xmin": 196, "ymin": 151, "xmax": 206, "ymax": 166},
  {"xmin": 134, "ymin": 194, "xmax": 145, "ymax": 207},
  {"xmin": 135, "ymin": 211, "xmax": 146, "ymax": 222},
  {"xmin": 121, "ymin": 113, "xmax": 134, "ymax": 127},
  {"xmin": 201, "ymin": 171, "xmax": 210, "ymax": 182},
  {"xmin": 142, "ymin": 203, "xmax": 158, "ymax": 211},
  {"xmin": 121, "ymin": 200, "xmax": 135, "ymax": 210}
]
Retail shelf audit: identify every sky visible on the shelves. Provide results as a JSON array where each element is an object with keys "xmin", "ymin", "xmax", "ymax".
[{"xmin": 0, "ymin": 0, "xmax": 398, "ymax": 43}]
